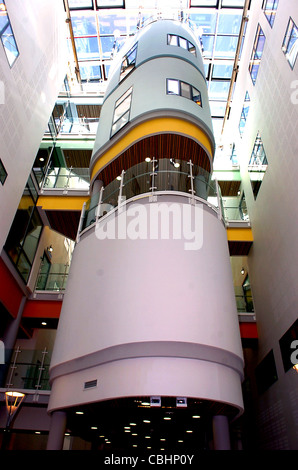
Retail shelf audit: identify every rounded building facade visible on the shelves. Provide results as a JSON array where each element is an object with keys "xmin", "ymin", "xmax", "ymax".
[{"xmin": 48, "ymin": 19, "xmax": 244, "ymax": 451}]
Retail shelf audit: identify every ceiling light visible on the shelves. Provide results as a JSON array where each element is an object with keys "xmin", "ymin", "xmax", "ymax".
[
  {"xmin": 116, "ymin": 175, "xmax": 122, "ymax": 180},
  {"xmin": 91, "ymin": 426, "xmax": 97, "ymax": 430},
  {"xmin": 174, "ymin": 162, "xmax": 180, "ymax": 168},
  {"xmin": 241, "ymin": 268, "xmax": 245, "ymax": 275},
  {"xmin": 39, "ymin": 157, "xmax": 45, "ymax": 162},
  {"xmin": 145, "ymin": 436, "xmax": 151, "ymax": 439},
  {"xmin": 178, "ymin": 440, "xmax": 183, "ymax": 443},
  {"xmin": 163, "ymin": 416, "xmax": 171, "ymax": 420},
  {"xmin": 186, "ymin": 430, "xmax": 193, "ymax": 433},
  {"xmin": 132, "ymin": 433, "xmax": 138, "ymax": 436},
  {"xmin": 160, "ymin": 438, "xmax": 166, "ymax": 441},
  {"xmin": 192, "ymin": 415, "xmax": 200, "ymax": 418},
  {"xmin": 143, "ymin": 419, "xmax": 150, "ymax": 423},
  {"xmin": 35, "ymin": 431, "xmax": 41, "ymax": 434},
  {"xmin": 75, "ymin": 411, "xmax": 84, "ymax": 415},
  {"xmin": 132, "ymin": 444, "xmax": 137, "ymax": 447},
  {"xmin": 145, "ymin": 157, "xmax": 151, "ymax": 162},
  {"xmin": 129, "ymin": 422, "xmax": 137, "ymax": 426},
  {"xmin": 41, "ymin": 322, "xmax": 47, "ymax": 326}
]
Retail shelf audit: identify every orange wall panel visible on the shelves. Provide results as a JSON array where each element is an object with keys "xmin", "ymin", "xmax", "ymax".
[
  {"xmin": 0, "ymin": 258, "xmax": 24, "ymax": 318},
  {"xmin": 22, "ymin": 300, "xmax": 62, "ymax": 319}
]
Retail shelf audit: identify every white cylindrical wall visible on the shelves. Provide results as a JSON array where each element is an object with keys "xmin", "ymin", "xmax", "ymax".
[{"xmin": 49, "ymin": 197, "xmax": 243, "ymax": 413}]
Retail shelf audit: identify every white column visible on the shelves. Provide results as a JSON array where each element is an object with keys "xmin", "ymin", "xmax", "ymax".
[
  {"xmin": 47, "ymin": 411, "xmax": 67, "ymax": 450},
  {"xmin": 212, "ymin": 415, "xmax": 231, "ymax": 450}
]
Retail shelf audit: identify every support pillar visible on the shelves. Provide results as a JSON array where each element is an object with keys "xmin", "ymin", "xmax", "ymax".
[
  {"xmin": 0, "ymin": 296, "xmax": 26, "ymax": 387},
  {"xmin": 47, "ymin": 411, "xmax": 67, "ymax": 450},
  {"xmin": 212, "ymin": 415, "xmax": 231, "ymax": 450}
]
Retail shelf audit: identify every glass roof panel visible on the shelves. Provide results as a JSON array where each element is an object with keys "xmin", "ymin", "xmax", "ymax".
[
  {"xmin": 98, "ymin": 10, "xmax": 128, "ymax": 35},
  {"xmin": 79, "ymin": 62, "xmax": 102, "ymax": 80},
  {"xmin": 71, "ymin": 13, "xmax": 97, "ymax": 36},
  {"xmin": 68, "ymin": 0, "xmax": 94, "ymax": 8},
  {"xmin": 97, "ymin": 0, "xmax": 125, "ymax": 7},
  {"xmin": 214, "ymin": 35, "xmax": 238, "ymax": 58},
  {"xmin": 75, "ymin": 36, "xmax": 100, "ymax": 60},
  {"xmin": 212, "ymin": 62, "xmax": 233, "ymax": 78},
  {"xmin": 100, "ymin": 35, "xmax": 116, "ymax": 59},
  {"xmin": 217, "ymin": 12, "xmax": 242, "ymax": 34},
  {"xmin": 209, "ymin": 80, "xmax": 230, "ymax": 100}
]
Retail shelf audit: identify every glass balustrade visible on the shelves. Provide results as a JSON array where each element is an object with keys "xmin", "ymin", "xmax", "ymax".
[
  {"xmin": 42, "ymin": 167, "xmax": 90, "ymax": 190},
  {"xmin": 4, "ymin": 348, "xmax": 52, "ymax": 391},
  {"xmin": 80, "ymin": 159, "xmax": 224, "ymax": 233},
  {"xmin": 35, "ymin": 263, "xmax": 69, "ymax": 291}
]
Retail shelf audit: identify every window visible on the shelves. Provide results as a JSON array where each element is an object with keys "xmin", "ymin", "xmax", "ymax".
[
  {"xmin": 0, "ymin": 159, "xmax": 7, "ymax": 185},
  {"xmin": 282, "ymin": 18, "xmax": 298, "ymax": 69},
  {"xmin": 248, "ymin": 132, "xmax": 268, "ymax": 199},
  {"xmin": 4, "ymin": 176, "xmax": 43, "ymax": 283},
  {"xmin": 0, "ymin": 1, "xmax": 19, "ymax": 67},
  {"xmin": 239, "ymin": 91, "xmax": 250, "ymax": 136},
  {"xmin": 111, "ymin": 87, "xmax": 132, "ymax": 136},
  {"xmin": 263, "ymin": 0, "xmax": 279, "ymax": 27},
  {"xmin": 120, "ymin": 43, "xmax": 137, "ymax": 81},
  {"xmin": 255, "ymin": 350, "xmax": 278, "ymax": 394},
  {"xmin": 249, "ymin": 24, "xmax": 265, "ymax": 85},
  {"xmin": 167, "ymin": 34, "xmax": 196, "ymax": 56},
  {"xmin": 166, "ymin": 79, "xmax": 202, "ymax": 106},
  {"xmin": 279, "ymin": 319, "xmax": 298, "ymax": 373}
]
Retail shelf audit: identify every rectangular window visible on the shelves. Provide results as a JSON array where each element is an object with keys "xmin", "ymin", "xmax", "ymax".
[
  {"xmin": 167, "ymin": 34, "xmax": 196, "ymax": 56},
  {"xmin": 263, "ymin": 0, "xmax": 279, "ymax": 27},
  {"xmin": 282, "ymin": 18, "xmax": 298, "ymax": 69},
  {"xmin": 166, "ymin": 79, "xmax": 202, "ymax": 107},
  {"xmin": 0, "ymin": 159, "xmax": 7, "ymax": 185},
  {"xmin": 249, "ymin": 24, "xmax": 265, "ymax": 85},
  {"xmin": 239, "ymin": 91, "xmax": 250, "ymax": 136},
  {"xmin": 255, "ymin": 350, "xmax": 278, "ymax": 394},
  {"xmin": 0, "ymin": 1, "xmax": 19, "ymax": 67},
  {"xmin": 248, "ymin": 132, "xmax": 268, "ymax": 199},
  {"xmin": 111, "ymin": 87, "xmax": 132, "ymax": 136},
  {"xmin": 120, "ymin": 43, "xmax": 137, "ymax": 81}
]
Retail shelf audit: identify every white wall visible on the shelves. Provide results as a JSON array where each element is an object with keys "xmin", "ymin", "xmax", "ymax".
[
  {"xmin": 222, "ymin": 0, "xmax": 298, "ymax": 449},
  {"xmin": 0, "ymin": 0, "xmax": 67, "ymax": 252}
]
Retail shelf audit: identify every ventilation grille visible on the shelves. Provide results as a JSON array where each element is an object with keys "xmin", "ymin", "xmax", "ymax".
[{"xmin": 84, "ymin": 379, "xmax": 97, "ymax": 390}]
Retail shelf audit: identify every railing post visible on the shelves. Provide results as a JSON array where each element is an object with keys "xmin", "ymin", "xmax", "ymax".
[
  {"xmin": 187, "ymin": 159, "xmax": 195, "ymax": 201},
  {"xmin": 150, "ymin": 157, "xmax": 158, "ymax": 194},
  {"xmin": 33, "ymin": 347, "xmax": 48, "ymax": 402},
  {"xmin": 118, "ymin": 169, "xmax": 126, "ymax": 205},
  {"xmin": 215, "ymin": 177, "xmax": 223, "ymax": 221},
  {"xmin": 95, "ymin": 185, "xmax": 104, "ymax": 222},
  {"xmin": 76, "ymin": 201, "xmax": 86, "ymax": 243},
  {"xmin": 6, "ymin": 346, "xmax": 22, "ymax": 389}
]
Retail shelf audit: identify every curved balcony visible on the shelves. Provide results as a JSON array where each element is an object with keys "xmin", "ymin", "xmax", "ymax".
[{"xmin": 79, "ymin": 158, "xmax": 224, "ymax": 235}]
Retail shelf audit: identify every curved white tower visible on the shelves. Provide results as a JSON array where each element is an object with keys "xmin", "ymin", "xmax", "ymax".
[{"xmin": 48, "ymin": 19, "xmax": 244, "ymax": 451}]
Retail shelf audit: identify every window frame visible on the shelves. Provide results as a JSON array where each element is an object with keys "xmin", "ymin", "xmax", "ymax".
[
  {"xmin": 248, "ymin": 24, "xmax": 266, "ymax": 85},
  {"xmin": 282, "ymin": 17, "xmax": 298, "ymax": 70},
  {"xmin": 166, "ymin": 78, "xmax": 202, "ymax": 107},
  {"xmin": 248, "ymin": 131, "xmax": 268, "ymax": 199},
  {"xmin": 0, "ymin": 0, "xmax": 19, "ymax": 67},
  {"xmin": 167, "ymin": 34, "xmax": 197, "ymax": 56},
  {"xmin": 0, "ymin": 159, "xmax": 8, "ymax": 185},
  {"xmin": 263, "ymin": 0, "xmax": 279, "ymax": 28},
  {"xmin": 120, "ymin": 43, "xmax": 137, "ymax": 82},
  {"xmin": 111, "ymin": 87, "xmax": 133, "ymax": 137}
]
